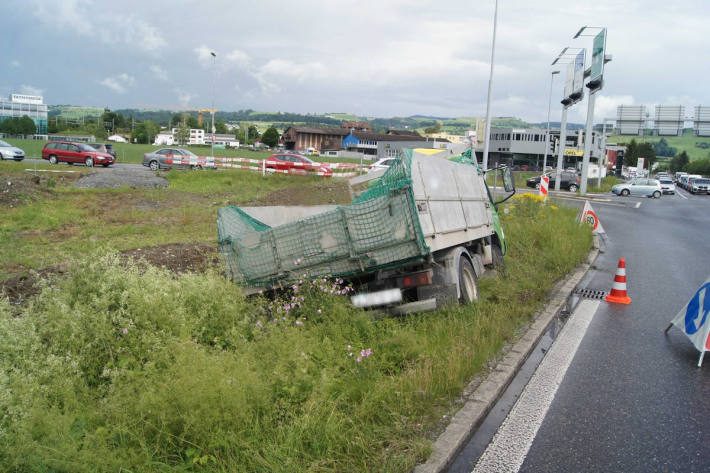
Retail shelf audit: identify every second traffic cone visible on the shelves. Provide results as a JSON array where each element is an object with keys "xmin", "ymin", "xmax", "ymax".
[{"xmin": 605, "ymin": 258, "xmax": 631, "ymax": 304}]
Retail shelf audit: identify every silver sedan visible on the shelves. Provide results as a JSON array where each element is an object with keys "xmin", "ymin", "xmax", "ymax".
[
  {"xmin": 142, "ymin": 148, "xmax": 212, "ymax": 170},
  {"xmin": 611, "ymin": 178, "xmax": 662, "ymax": 198}
]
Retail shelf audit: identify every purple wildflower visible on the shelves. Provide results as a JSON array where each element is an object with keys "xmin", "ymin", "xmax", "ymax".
[
  {"xmin": 122, "ymin": 328, "xmax": 128, "ymax": 335},
  {"xmin": 295, "ymin": 320, "xmax": 303, "ymax": 326},
  {"xmin": 256, "ymin": 321, "xmax": 263, "ymax": 328},
  {"xmin": 356, "ymin": 356, "xmax": 362, "ymax": 362}
]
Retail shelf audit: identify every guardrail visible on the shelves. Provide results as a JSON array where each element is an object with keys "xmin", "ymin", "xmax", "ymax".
[{"xmin": 162, "ymin": 155, "xmax": 368, "ymax": 177}]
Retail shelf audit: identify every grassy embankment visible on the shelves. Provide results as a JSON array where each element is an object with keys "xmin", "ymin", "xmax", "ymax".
[
  {"xmin": 0, "ymin": 172, "xmax": 592, "ymax": 473},
  {"xmin": 3, "ymin": 138, "xmax": 364, "ymax": 165}
]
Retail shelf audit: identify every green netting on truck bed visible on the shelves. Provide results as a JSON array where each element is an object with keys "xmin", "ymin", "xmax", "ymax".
[
  {"xmin": 448, "ymin": 148, "xmax": 483, "ymax": 173},
  {"xmin": 217, "ymin": 149, "xmax": 430, "ymax": 287}
]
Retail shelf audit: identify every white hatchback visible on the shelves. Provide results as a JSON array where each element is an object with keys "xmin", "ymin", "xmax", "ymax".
[{"xmin": 658, "ymin": 178, "xmax": 676, "ymax": 195}]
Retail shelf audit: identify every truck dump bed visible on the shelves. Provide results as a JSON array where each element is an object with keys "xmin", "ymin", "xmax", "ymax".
[{"xmin": 217, "ymin": 149, "xmax": 491, "ymax": 289}]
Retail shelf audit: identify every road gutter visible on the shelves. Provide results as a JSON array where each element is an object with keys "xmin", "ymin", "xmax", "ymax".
[{"xmin": 413, "ymin": 235, "xmax": 600, "ymax": 473}]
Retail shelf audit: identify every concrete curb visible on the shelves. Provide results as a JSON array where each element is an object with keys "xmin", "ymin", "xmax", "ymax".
[{"xmin": 413, "ymin": 235, "xmax": 601, "ymax": 473}]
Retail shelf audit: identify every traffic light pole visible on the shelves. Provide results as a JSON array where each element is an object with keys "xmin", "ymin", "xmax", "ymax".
[
  {"xmin": 580, "ymin": 90, "xmax": 597, "ymax": 195},
  {"xmin": 555, "ymin": 106, "xmax": 568, "ymax": 191}
]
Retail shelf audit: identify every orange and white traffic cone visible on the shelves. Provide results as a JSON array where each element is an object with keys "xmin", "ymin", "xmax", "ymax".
[{"xmin": 605, "ymin": 258, "xmax": 631, "ymax": 304}]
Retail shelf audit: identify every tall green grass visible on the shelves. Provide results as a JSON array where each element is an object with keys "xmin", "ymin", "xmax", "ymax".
[
  {"xmin": 0, "ymin": 166, "xmax": 349, "ymax": 277},
  {"xmin": 0, "ymin": 196, "xmax": 592, "ymax": 472}
]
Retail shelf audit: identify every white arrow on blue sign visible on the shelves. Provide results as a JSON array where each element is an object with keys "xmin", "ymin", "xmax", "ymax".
[{"xmin": 667, "ymin": 279, "xmax": 710, "ymax": 367}]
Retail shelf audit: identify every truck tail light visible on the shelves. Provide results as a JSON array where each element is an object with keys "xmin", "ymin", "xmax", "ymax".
[{"xmin": 397, "ymin": 270, "xmax": 433, "ymax": 288}]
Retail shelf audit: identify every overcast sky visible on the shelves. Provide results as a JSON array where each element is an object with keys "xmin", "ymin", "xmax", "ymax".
[{"xmin": 2, "ymin": 0, "xmax": 709, "ymax": 124}]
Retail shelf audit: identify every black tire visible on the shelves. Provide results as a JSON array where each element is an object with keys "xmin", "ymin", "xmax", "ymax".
[
  {"xmin": 102, "ymin": 163, "xmax": 110, "ymax": 167},
  {"xmin": 653, "ymin": 190, "xmax": 661, "ymax": 199},
  {"xmin": 85, "ymin": 157, "xmax": 94, "ymax": 167},
  {"xmin": 568, "ymin": 184, "xmax": 579, "ymax": 193},
  {"xmin": 458, "ymin": 256, "xmax": 479, "ymax": 304},
  {"xmin": 491, "ymin": 244, "xmax": 507, "ymax": 278},
  {"xmin": 49, "ymin": 155, "xmax": 58, "ymax": 164},
  {"xmin": 149, "ymin": 160, "xmax": 159, "ymax": 171},
  {"xmin": 621, "ymin": 189, "xmax": 630, "ymax": 196},
  {"xmin": 0, "ymin": 152, "xmax": 4, "ymax": 160}
]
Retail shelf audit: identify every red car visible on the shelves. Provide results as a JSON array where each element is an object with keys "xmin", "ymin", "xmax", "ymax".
[
  {"xmin": 42, "ymin": 141, "xmax": 115, "ymax": 167},
  {"xmin": 265, "ymin": 153, "xmax": 332, "ymax": 176}
]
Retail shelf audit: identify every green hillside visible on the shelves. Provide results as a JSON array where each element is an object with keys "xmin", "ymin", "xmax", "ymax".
[
  {"xmin": 607, "ymin": 129, "xmax": 710, "ymax": 160},
  {"xmin": 49, "ymin": 106, "xmax": 104, "ymax": 118}
]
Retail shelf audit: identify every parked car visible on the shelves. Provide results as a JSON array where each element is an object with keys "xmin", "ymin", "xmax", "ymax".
[
  {"xmin": 87, "ymin": 142, "xmax": 116, "ymax": 158},
  {"xmin": 368, "ymin": 157, "xmax": 397, "ymax": 173},
  {"xmin": 104, "ymin": 143, "xmax": 117, "ymax": 158},
  {"xmin": 611, "ymin": 178, "xmax": 662, "ymax": 198},
  {"xmin": 525, "ymin": 170, "xmax": 581, "ymax": 192},
  {"xmin": 42, "ymin": 141, "xmax": 115, "ymax": 167},
  {"xmin": 142, "ymin": 148, "xmax": 208, "ymax": 170},
  {"xmin": 0, "ymin": 139, "xmax": 25, "ymax": 161},
  {"xmin": 265, "ymin": 153, "xmax": 332, "ymax": 176},
  {"xmin": 689, "ymin": 177, "xmax": 710, "ymax": 194},
  {"xmin": 685, "ymin": 175, "xmax": 703, "ymax": 191},
  {"xmin": 658, "ymin": 178, "xmax": 676, "ymax": 195}
]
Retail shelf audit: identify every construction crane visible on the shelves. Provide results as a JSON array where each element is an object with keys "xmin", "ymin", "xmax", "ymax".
[{"xmin": 198, "ymin": 108, "xmax": 218, "ymax": 127}]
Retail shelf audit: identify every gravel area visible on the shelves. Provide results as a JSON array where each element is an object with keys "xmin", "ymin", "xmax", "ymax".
[{"xmin": 73, "ymin": 165, "xmax": 168, "ymax": 189}]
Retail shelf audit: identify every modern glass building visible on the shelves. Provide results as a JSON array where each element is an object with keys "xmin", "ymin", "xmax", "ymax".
[{"xmin": 0, "ymin": 94, "xmax": 48, "ymax": 135}]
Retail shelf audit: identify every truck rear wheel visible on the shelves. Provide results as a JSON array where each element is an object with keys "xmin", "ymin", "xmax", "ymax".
[
  {"xmin": 492, "ymin": 244, "xmax": 506, "ymax": 277},
  {"xmin": 458, "ymin": 257, "xmax": 479, "ymax": 303}
]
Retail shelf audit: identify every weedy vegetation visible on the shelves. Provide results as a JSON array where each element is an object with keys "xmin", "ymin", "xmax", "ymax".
[{"xmin": 0, "ymin": 192, "xmax": 592, "ymax": 472}]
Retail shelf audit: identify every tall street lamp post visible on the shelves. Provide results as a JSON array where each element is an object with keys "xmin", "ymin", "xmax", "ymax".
[
  {"xmin": 542, "ymin": 70, "xmax": 560, "ymax": 174},
  {"xmin": 210, "ymin": 51, "xmax": 216, "ymax": 159},
  {"xmin": 482, "ymin": 0, "xmax": 498, "ymax": 171}
]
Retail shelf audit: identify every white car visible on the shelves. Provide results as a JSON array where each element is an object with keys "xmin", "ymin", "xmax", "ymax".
[
  {"xmin": 658, "ymin": 178, "xmax": 675, "ymax": 195},
  {"xmin": 0, "ymin": 139, "xmax": 25, "ymax": 161},
  {"xmin": 368, "ymin": 158, "xmax": 397, "ymax": 173}
]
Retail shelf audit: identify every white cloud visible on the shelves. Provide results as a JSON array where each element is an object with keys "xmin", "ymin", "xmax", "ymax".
[
  {"xmin": 29, "ymin": 0, "xmax": 166, "ymax": 53},
  {"xmin": 99, "ymin": 74, "xmax": 135, "ymax": 94},
  {"xmin": 595, "ymin": 95, "xmax": 635, "ymax": 122},
  {"xmin": 150, "ymin": 65, "xmax": 168, "ymax": 82},
  {"xmin": 225, "ymin": 49, "xmax": 251, "ymax": 68},
  {"xmin": 195, "ymin": 45, "xmax": 217, "ymax": 67},
  {"xmin": 10, "ymin": 60, "xmax": 21, "ymax": 68},
  {"xmin": 175, "ymin": 88, "xmax": 194, "ymax": 106},
  {"xmin": 20, "ymin": 84, "xmax": 44, "ymax": 96},
  {"xmin": 570, "ymin": 95, "xmax": 635, "ymax": 123}
]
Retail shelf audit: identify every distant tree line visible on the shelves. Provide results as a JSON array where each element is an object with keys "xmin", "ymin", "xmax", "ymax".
[{"xmin": 0, "ymin": 115, "xmax": 37, "ymax": 135}]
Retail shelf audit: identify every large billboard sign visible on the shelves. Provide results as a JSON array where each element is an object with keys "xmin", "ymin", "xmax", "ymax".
[
  {"xmin": 573, "ymin": 50, "xmax": 585, "ymax": 96},
  {"xmin": 589, "ymin": 29, "xmax": 606, "ymax": 88},
  {"xmin": 562, "ymin": 49, "xmax": 585, "ymax": 107},
  {"xmin": 564, "ymin": 62, "xmax": 574, "ymax": 100}
]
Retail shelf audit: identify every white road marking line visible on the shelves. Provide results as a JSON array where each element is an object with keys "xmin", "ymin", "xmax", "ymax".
[
  {"xmin": 635, "ymin": 202, "xmax": 641, "ymax": 208},
  {"xmin": 473, "ymin": 299, "xmax": 600, "ymax": 473},
  {"xmin": 676, "ymin": 190, "xmax": 688, "ymax": 200}
]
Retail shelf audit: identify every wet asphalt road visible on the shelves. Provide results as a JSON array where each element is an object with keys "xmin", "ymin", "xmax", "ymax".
[
  {"xmin": 524, "ymin": 189, "xmax": 710, "ymax": 472},
  {"xmin": 451, "ymin": 187, "xmax": 710, "ymax": 472}
]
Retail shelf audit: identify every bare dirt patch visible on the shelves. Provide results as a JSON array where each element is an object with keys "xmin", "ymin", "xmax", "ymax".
[
  {"xmin": 120, "ymin": 242, "xmax": 219, "ymax": 273},
  {"xmin": 0, "ymin": 173, "xmax": 81, "ymax": 207},
  {"xmin": 243, "ymin": 181, "xmax": 351, "ymax": 206},
  {"xmin": 1, "ymin": 242, "xmax": 220, "ymax": 305},
  {"xmin": 74, "ymin": 166, "xmax": 168, "ymax": 189}
]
